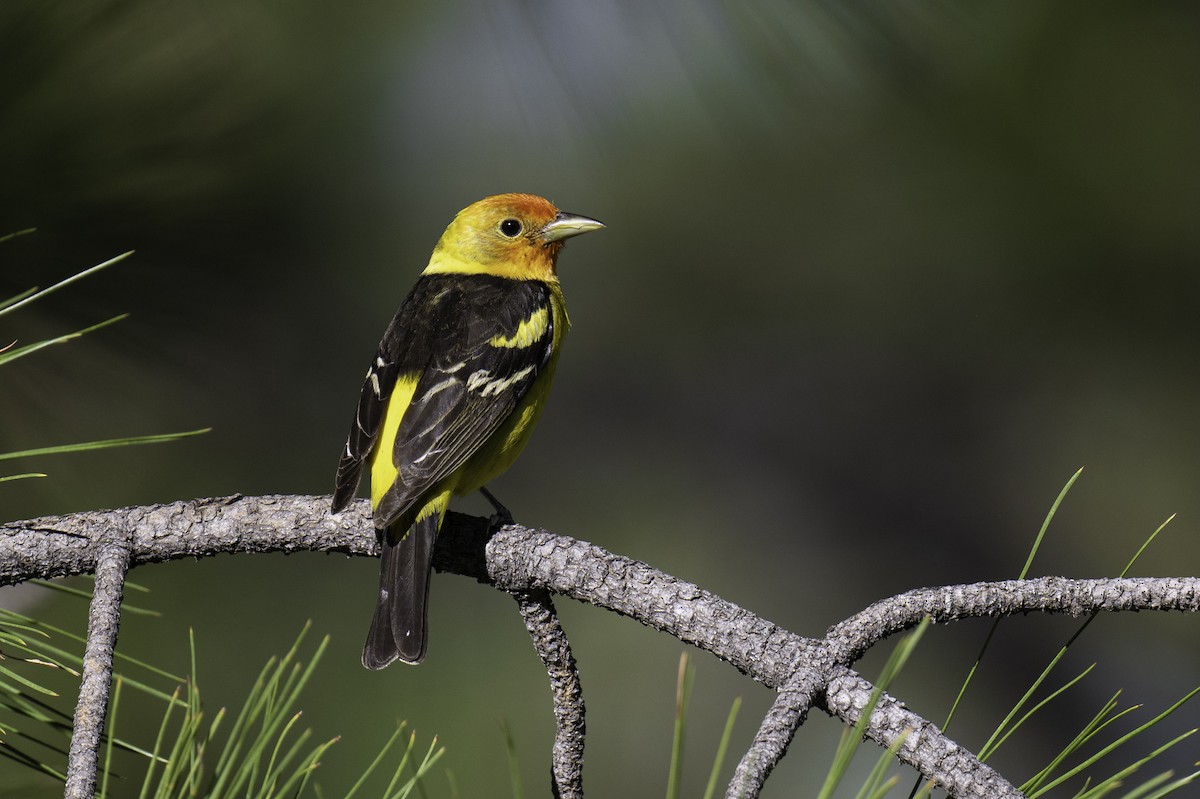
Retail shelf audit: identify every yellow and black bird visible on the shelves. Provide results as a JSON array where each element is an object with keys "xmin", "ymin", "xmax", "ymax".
[{"xmin": 332, "ymin": 193, "xmax": 603, "ymax": 669}]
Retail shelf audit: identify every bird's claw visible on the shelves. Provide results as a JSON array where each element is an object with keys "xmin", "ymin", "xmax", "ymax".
[{"xmin": 479, "ymin": 486, "xmax": 514, "ymax": 528}]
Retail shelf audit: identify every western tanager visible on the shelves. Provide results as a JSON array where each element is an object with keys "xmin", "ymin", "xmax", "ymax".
[{"xmin": 332, "ymin": 193, "xmax": 604, "ymax": 669}]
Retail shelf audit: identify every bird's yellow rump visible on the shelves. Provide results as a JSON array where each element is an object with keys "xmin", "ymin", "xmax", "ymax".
[{"xmin": 332, "ymin": 193, "xmax": 603, "ymax": 669}]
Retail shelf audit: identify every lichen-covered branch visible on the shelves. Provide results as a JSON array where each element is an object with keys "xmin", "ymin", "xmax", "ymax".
[
  {"xmin": 726, "ymin": 664, "xmax": 828, "ymax": 799},
  {"xmin": 822, "ymin": 668, "xmax": 1025, "ymax": 798},
  {"xmin": 514, "ymin": 589, "xmax": 585, "ymax": 799},
  {"xmin": 63, "ymin": 541, "xmax": 130, "ymax": 799},
  {"xmin": 4, "ymin": 494, "xmax": 1199, "ymax": 798},
  {"xmin": 825, "ymin": 577, "xmax": 1200, "ymax": 666}
]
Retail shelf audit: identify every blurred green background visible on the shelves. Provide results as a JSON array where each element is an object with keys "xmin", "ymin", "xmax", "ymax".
[{"xmin": 4, "ymin": 1, "xmax": 1200, "ymax": 796}]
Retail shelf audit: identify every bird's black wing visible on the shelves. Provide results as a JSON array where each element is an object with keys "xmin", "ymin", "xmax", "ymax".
[
  {"xmin": 333, "ymin": 274, "xmax": 555, "ymax": 526},
  {"xmin": 373, "ymin": 274, "xmax": 555, "ymax": 528},
  {"xmin": 332, "ymin": 314, "xmax": 408, "ymax": 514}
]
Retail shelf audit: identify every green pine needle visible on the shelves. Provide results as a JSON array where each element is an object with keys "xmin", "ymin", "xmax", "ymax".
[
  {"xmin": 344, "ymin": 721, "xmax": 411, "ymax": 799},
  {"xmin": 99, "ymin": 677, "xmax": 122, "ymax": 799},
  {"xmin": 0, "ymin": 662, "xmax": 60, "ymax": 697},
  {"xmin": 666, "ymin": 652, "xmax": 696, "ymax": 799},
  {"xmin": 980, "ymin": 660, "xmax": 1099, "ymax": 761},
  {"xmin": 817, "ymin": 617, "xmax": 930, "ymax": 799},
  {"xmin": 385, "ymin": 736, "xmax": 444, "ymax": 799},
  {"xmin": 1119, "ymin": 515, "xmax": 1175, "ymax": 578},
  {"xmin": 1019, "ymin": 466, "xmax": 1085, "ymax": 580},
  {"xmin": 1026, "ymin": 687, "xmax": 1200, "ymax": 798},
  {"xmin": 1142, "ymin": 769, "xmax": 1200, "ymax": 799},
  {"xmin": 856, "ymin": 729, "xmax": 910, "ymax": 799},
  {"xmin": 0, "ymin": 428, "xmax": 211, "ymax": 462},
  {"xmin": 701, "ymin": 696, "xmax": 742, "ymax": 799},
  {"xmin": 0, "ymin": 250, "xmax": 133, "ymax": 319},
  {"xmin": 0, "ymin": 313, "xmax": 129, "ymax": 367},
  {"xmin": 0, "ymin": 227, "xmax": 37, "ymax": 245},
  {"xmin": 28, "ymin": 578, "xmax": 161, "ymax": 618},
  {"xmin": 1018, "ymin": 688, "xmax": 1124, "ymax": 792},
  {"xmin": 0, "ymin": 288, "xmax": 37, "ymax": 312},
  {"xmin": 0, "ymin": 472, "xmax": 47, "ymax": 483},
  {"xmin": 941, "ymin": 468, "xmax": 1085, "ymax": 739}
]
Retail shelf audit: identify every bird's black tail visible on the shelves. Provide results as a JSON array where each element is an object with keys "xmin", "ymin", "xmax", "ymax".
[{"xmin": 362, "ymin": 510, "xmax": 440, "ymax": 669}]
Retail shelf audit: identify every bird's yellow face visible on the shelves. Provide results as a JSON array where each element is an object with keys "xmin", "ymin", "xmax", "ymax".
[{"xmin": 424, "ymin": 193, "xmax": 604, "ymax": 282}]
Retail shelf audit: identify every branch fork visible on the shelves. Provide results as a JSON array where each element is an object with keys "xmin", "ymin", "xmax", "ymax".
[{"xmin": 4, "ymin": 495, "xmax": 1198, "ymax": 798}]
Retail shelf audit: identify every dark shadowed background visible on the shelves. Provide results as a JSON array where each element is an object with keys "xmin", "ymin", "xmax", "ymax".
[{"xmin": 3, "ymin": 2, "xmax": 1200, "ymax": 795}]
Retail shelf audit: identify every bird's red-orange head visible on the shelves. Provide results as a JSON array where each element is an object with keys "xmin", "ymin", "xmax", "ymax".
[{"xmin": 424, "ymin": 193, "xmax": 604, "ymax": 282}]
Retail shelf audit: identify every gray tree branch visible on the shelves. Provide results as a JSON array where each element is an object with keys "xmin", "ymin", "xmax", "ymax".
[
  {"xmin": 826, "ymin": 577, "xmax": 1200, "ymax": 665},
  {"xmin": 727, "ymin": 665, "xmax": 825, "ymax": 798},
  {"xmin": 4, "ymin": 494, "xmax": 1198, "ymax": 798},
  {"xmin": 63, "ymin": 541, "xmax": 130, "ymax": 799},
  {"xmin": 514, "ymin": 590, "xmax": 585, "ymax": 799}
]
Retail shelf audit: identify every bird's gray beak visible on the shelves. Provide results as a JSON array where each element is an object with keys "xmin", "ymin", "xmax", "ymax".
[{"xmin": 540, "ymin": 212, "xmax": 605, "ymax": 242}]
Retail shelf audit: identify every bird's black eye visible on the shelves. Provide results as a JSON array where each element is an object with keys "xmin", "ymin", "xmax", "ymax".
[{"xmin": 499, "ymin": 218, "xmax": 522, "ymax": 237}]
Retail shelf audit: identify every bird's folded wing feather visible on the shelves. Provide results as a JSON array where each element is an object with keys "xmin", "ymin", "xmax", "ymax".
[{"xmin": 333, "ymin": 275, "xmax": 554, "ymax": 525}]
